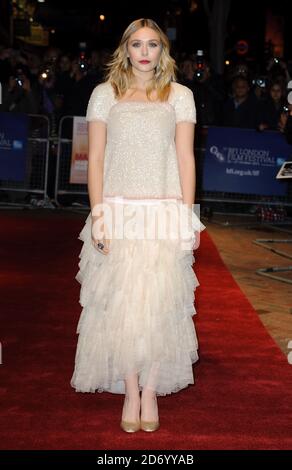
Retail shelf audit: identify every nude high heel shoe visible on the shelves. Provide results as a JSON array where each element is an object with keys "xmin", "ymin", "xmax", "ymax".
[
  {"xmin": 120, "ymin": 419, "xmax": 141, "ymax": 433},
  {"xmin": 120, "ymin": 396, "xmax": 140, "ymax": 433},
  {"xmin": 140, "ymin": 395, "xmax": 159, "ymax": 432},
  {"xmin": 140, "ymin": 419, "xmax": 160, "ymax": 432}
]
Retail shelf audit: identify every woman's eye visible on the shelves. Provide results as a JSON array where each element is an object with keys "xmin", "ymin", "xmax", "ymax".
[{"xmin": 131, "ymin": 43, "xmax": 158, "ymax": 47}]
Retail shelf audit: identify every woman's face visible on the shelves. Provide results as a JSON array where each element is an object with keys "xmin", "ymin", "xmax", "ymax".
[
  {"xmin": 127, "ymin": 27, "xmax": 162, "ymax": 74},
  {"xmin": 233, "ymin": 79, "xmax": 249, "ymax": 99},
  {"xmin": 270, "ymin": 85, "xmax": 283, "ymax": 102},
  {"xmin": 59, "ymin": 56, "xmax": 71, "ymax": 72}
]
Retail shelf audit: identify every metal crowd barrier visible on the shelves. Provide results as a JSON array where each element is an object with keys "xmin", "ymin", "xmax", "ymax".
[
  {"xmin": 0, "ymin": 113, "xmax": 50, "ymax": 208},
  {"xmin": 54, "ymin": 115, "xmax": 88, "ymax": 208}
]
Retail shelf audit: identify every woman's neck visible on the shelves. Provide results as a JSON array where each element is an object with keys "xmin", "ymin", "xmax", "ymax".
[{"xmin": 130, "ymin": 68, "xmax": 154, "ymax": 91}]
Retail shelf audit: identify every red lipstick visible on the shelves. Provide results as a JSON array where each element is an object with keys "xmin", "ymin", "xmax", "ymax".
[{"xmin": 139, "ymin": 60, "xmax": 150, "ymax": 64}]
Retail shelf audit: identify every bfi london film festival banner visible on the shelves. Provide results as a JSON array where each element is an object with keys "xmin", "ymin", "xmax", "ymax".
[
  {"xmin": 203, "ymin": 127, "xmax": 291, "ymax": 196},
  {"xmin": 0, "ymin": 112, "xmax": 28, "ymax": 180},
  {"xmin": 69, "ymin": 116, "xmax": 88, "ymax": 184}
]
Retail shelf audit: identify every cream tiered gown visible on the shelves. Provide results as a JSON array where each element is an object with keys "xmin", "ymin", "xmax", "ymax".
[{"xmin": 70, "ymin": 81, "xmax": 205, "ymax": 396}]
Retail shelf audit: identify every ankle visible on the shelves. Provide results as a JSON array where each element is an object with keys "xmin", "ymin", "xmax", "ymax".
[
  {"xmin": 125, "ymin": 393, "xmax": 140, "ymax": 402},
  {"xmin": 122, "ymin": 394, "xmax": 141, "ymax": 424},
  {"xmin": 141, "ymin": 390, "xmax": 157, "ymax": 400},
  {"xmin": 140, "ymin": 395, "xmax": 159, "ymax": 423}
]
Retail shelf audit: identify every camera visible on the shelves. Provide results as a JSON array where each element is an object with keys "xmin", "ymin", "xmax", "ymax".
[
  {"xmin": 252, "ymin": 77, "xmax": 266, "ymax": 88},
  {"xmin": 78, "ymin": 42, "xmax": 88, "ymax": 73},
  {"xmin": 194, "ymin": 50, "xmax": 205, "ymax": 81},
  {"xmin": 14, "ymin": 67, "xmax": 25, "ymax": 87},
  {"xmin": 282, "ymin": 104, "xmax": 289, "ymax": 114},
  {"xmin": 14, "ymin": 76, "xmax": 23, "ymax": 87},
  {"xmin": 78, "ymin": 55, "xmax": 89, "ymax": 73}
]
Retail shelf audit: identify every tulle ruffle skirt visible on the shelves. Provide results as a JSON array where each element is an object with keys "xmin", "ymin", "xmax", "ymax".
[{"xmin": 71, "ymin": 197, "xmax": 205, "ymax": 396}]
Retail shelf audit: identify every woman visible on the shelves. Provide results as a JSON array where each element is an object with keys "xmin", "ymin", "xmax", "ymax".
[
  {"xmin": 257, "ymin": 79, "xmax": 287, "ymax": 131},
  {"xmin": 71, "ymin": 18, "xmax": 205, "ymax": 433}
]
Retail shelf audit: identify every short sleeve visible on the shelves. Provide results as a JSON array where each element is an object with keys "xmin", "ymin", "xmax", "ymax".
[
  {"xmin": 174, "ymin": 85, "xmax": 197, "ymax": 124},
  {"xmin": 86, "ymin": 83, "xmax": 112, "ymax": 123}
]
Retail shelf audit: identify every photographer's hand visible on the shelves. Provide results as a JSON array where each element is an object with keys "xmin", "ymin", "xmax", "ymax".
[
  {"xmin": 8, "ymin": 76, "xmax": 16, "ymax": 93},
  {"xmin": 22, "ymin": 77, "xmax": 31, "ymax": 93}
]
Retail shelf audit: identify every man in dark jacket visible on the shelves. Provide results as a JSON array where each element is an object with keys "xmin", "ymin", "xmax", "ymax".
[
  {"xmin": 0, "ymin": 64, "xmax": 39, "ymax": 114},
  {"xmin": 221, "ymin": 76, "xmax": 260, "ymax": 129}
]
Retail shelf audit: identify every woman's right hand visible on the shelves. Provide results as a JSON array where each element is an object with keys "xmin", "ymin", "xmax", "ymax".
[{"xmin": 91, "ymin": 214, "xmax": 110, "ymax": 255}]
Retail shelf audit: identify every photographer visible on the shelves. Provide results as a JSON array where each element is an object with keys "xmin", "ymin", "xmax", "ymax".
[
  {"xmin": 278, "ymin": 105, "xmax": 292, "ymax": 145},
  {"xmin": 62, "ymin": 55, "xmax": 97, "ymax": 117},
  {"xmin": 0, "ymin": 64, "xmax": 39, "ymax": 114},
  {"xmin": 221, "ymin": 75, "xmax": 259, "ymax": 129},
  {"xmin": 36, "ymin": 63, "xmax": 65, "ymax": 136},
  {"xmin": 179, "ymin": 56, "xmax": 196, "ymax": 88},
  {"xmin": 180, "ymin": 51, "xmax": 225, "ymax": 126},
  {"xmin": 257, "ymin": 79, "xmax": 287, "ymax": 131},
  {"xmin": 252, "ymin": 76, "xmax": 268, "ymax": 101},
  {"xmin": 266, "ymin": 57, "xmax": 291, "ymax": 84}
]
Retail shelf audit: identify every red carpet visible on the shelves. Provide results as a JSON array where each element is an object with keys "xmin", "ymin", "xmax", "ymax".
[{"xmin": 0, "ymin": 210, "xmax": 292, "ymax": 450}]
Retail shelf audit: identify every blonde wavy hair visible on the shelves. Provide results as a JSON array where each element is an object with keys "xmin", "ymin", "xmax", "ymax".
[{"xmin": 104, "ymin": 18, "xmax": 178, "ymax": 102}]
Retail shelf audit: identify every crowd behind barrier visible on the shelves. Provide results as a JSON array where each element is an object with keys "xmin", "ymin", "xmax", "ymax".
[{"xmin": 1, "ymin": 45, "xmax": 292, "ymax": 212}]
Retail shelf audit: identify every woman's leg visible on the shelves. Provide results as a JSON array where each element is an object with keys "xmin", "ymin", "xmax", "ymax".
[
  {"xmin": 141, "ymin": 388, "xmax": 159, "ymax": 422},
  {"xmin": 121, "ymin": 372, "xmax": 140, "ymax": 423},
  {"xmin": 141, "ymin": 362, "xmax": 160, "ymax": 422}
]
